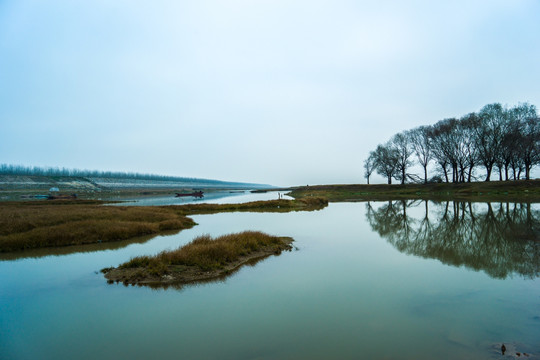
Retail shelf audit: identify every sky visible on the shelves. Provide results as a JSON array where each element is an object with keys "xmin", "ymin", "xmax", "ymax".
[{"xmin": 1, "ymin": 0, "xmax": 539, "ymax": 186}]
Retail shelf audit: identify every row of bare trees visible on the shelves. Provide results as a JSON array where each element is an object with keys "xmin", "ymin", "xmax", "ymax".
[
  {"xmin": 0, "ymin": 164, "xmax": 231, "ymax": 185},
  {"xmin": 364, "ymin": 103, "xmax": 540, "ymax": 184}
]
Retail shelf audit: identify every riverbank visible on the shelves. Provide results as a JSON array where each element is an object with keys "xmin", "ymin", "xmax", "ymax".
[
  {"xmin": 102, "ymin": 231, "xmax": 294, "ymax": 287},
  {"xmin": 288, "ymin": 180, "xmax": 540, "ymax": 202},
  {"xmin": 0, "ymin": 198, "xmax": 326, "ymax": 252}
]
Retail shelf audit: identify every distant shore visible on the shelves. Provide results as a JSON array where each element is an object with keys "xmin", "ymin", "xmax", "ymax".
[
  {"xmin": 0, "ymin": 174, "xmax": 273, "ymax": 202},
  {"xmin": 287, "ymin": 180, "xmax": 540, "ymax": 202}
]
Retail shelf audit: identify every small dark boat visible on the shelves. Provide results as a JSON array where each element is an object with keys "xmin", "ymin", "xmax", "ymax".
[
  {"xmin": 48, "ymin": 194, "xmax": 77, "ymax": 200},
  {"xmin": 175, "ymin": 191, "xmax": 204, "ymax": 198}
]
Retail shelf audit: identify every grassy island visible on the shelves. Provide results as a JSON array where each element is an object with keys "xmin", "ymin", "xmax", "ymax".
[
  {"xmin": 167, "ymin": 197, "xmax": 328, "ymax": 215},
  {"xmin": 102, "ymin": 231, "xmax": 293, "ymax": 287},
  {"xmin": 0, "ymin": 198, "xmax": 326, "ymax": 253}
]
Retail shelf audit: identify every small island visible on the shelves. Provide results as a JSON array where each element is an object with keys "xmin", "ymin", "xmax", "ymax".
[{"xmin": 102, "ymin": 231, "xmax": 294, "ymax": 287}]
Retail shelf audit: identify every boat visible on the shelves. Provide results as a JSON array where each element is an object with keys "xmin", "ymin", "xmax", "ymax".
[
  {"xmin": 47, "ymin": 194, "xmax": 77, "ymax": 200},
  {"xmin": 175, "ymin": 191, "xmax": 204, "ymax": 198}
]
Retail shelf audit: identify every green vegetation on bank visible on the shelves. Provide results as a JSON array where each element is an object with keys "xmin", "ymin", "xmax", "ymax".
[
  {"xmin": 102, "ymin": 231, "xmax": 294, "ymax": 286},
  {"xmin": 288, "ymin": 180, "xmax": 540, "ymax": 202},
  {"xmin": 0, "ymin": 198, "xmax": 327, "ymax": 253}
]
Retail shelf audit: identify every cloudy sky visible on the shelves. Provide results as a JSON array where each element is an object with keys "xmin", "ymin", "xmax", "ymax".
[{"xmin": 1, "ymin": 0, "xmax": 539, "ymax": 186}]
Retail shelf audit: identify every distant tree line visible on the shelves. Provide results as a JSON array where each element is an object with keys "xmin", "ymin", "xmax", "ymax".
[
  {"xmin": 364, "ymin": 102, "xmax": 540, "ymax": 184},
  {"xmin": 0, "ymin": 164, "xmax": 230, "ymax": 185}
]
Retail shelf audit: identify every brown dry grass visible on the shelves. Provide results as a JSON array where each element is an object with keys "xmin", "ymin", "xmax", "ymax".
[
  {"xmin": 119, "ymin": 231, "xmax": 291, "ymax": 274},
  {"xmin": 168, "ymin": 197, "xmax": 328, "ymax": 215},
  {"xmin": 0, "ymin": 198, "xmax": 326, "ymax": 252},
  {"xmin": 0, "ymin": 202, "xmax": 195, "ymax": 252}
]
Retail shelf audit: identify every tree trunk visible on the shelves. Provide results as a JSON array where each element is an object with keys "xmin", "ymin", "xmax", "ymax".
[{"xmin": 485, "ymin": 164, "xmax": 492, "ymax": 181}]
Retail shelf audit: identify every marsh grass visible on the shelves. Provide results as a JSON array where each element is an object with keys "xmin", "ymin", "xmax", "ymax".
[
  {"xmin": 168, "ymin": 197, "xmax": 328, "ymax": 215},
  {"xmin": 121, "ymin": 231, "xmax": 289, "ymax": 274},
  {"xmin": 0, "ymin": 203, "xmax": 196, "ymax": 252},
  {"xmin": 0, "ymin": 198, "xmax": 325, "ymax": 252}
]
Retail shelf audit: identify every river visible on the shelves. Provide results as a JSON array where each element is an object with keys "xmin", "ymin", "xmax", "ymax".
[{"xmin": 1, "ymin": 194, "xmax": 539, "ymax": 359}]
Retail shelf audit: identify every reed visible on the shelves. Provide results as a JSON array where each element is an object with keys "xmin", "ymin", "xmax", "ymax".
[
  {"xmin": 169, "ymin": 197, "xmax": 328, "ymax": 215},
  {"xmin": 0, "ymin": 203, "xmax": 195, "ymax": 252},
  {"xmin": 104, "ymin": 231, "xmax": 294, "ymax": 284},
  {"xmin": 0, "ymin": 198, "xmax": 326, "ymax": 252}
]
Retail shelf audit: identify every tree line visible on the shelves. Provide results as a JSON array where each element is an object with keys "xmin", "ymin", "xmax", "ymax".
[
  {"xmin": 0, "ymin": 164, "xmax": 229, "ymax": 185},
  {"xmin": 364, "ymin": 102, "xmax": 540, "ymax": 184}
]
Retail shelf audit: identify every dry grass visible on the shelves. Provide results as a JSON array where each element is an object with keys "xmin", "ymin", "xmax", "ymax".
[
  {"xmin": 116, "ymin": 231, "xmax": 292, "ymax": 277},
  {"xmin": 168, "ymin": 197, "xmax": 328, "ymax": 215},
  {"xmin": 0, "ymin": 198, "xmax": 326, "ymax": 252},
  {"xmin": 0, "ymin": 202, "xmax": 195, "ymax": 252}
]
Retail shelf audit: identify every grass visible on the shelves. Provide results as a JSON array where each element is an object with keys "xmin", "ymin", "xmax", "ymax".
[
  {"xmin": 0, "ymin": 201, "xmax": 196, "ymax": 252},
  {"xmin": 103, "ymin": 231, "xmax": 293, "ymax": 284},
  {"xmin": 288, "ymin": 180, "xmax": 540, "ymax": 202},
  {"xmin": 0, "ymin": 197, "xmax": 326, "ymax": 252},
  {"xmin": 167, "ymin": 197, "xmax": 328, "ymax": 215}
]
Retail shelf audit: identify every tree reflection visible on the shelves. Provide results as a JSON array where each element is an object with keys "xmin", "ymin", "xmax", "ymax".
[{"xmin": 366, "ymin": 200, "xmax": 540, "ymax": 279}]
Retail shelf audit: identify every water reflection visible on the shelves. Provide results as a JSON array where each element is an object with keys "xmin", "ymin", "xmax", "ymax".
[
  {"xmin": 0, "ymin": 230, "xmax": 181, "ymax": 261},
  {"xmin": 116, "ymin": 253, "xmax": 288, "ymax": 291},
  {"xmin": 366, "ymin": 200, "xmax": 540, "ymax": 279}
]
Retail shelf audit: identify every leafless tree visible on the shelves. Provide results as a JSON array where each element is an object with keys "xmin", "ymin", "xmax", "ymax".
[{"xmin": 409, "ymin": 126, "xmax": 433, "ymax": 184}]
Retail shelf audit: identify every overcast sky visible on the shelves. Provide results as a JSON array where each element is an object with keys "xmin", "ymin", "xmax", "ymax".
[{"xmin": 1, "ymin": 0, "xmax": 539, "ymax": 186}]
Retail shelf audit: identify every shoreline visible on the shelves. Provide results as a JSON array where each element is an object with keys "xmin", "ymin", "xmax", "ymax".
[{"xmin": 287, "ymin": 180, "xmax": 540, "ymax": 202}]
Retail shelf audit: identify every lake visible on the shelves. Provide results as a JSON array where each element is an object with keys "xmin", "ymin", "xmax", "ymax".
[{"xmin": 1, "ymin": 196, "xmax": 539, "ymax": 359}]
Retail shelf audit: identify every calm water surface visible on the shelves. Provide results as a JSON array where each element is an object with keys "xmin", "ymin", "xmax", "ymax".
[
  {"xmin": 1, "ymin": 199, "xmax": 540, "ymax": 359},
  {"xmin": 108, "ymin": 190, "xmax": 292, "ymax": 206}
]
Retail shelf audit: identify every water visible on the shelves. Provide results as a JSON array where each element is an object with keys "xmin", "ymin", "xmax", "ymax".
[
  {"xmin": 1, "ymin": 199, "xmax": 540, "ymax": 359},
  {"xmin": 107, "ymin": 190, "xmax": 292, "ymax": 206}
]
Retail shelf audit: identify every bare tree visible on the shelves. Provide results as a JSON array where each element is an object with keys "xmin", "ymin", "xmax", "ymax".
[
  {"xmin": 363, "ymin": 152, "xmax": 376, "ymax": 184},
  {"xmin": 474, "ymin": 103, "xmax": 507, "ymax": 181},
  {"xmin": 409, "ymin": 126, "xmax": 432, "ymax": 184},
  {"xmin": 519, "ymin": 116, "xmax": 540, "ymax": 180},
  {"xmin": 510, "ymin": 103, "xmax": 539, "ymax": 180},
  {"xmin": 430, "ymin": 119, "xmax": 459, "ymax": 182},
  {"xmin": 457, "ymin": 114, "xmax": 478, "ymax": 182},
  {"xmin": 365, "ymin": 101, "xmax": 538, "ymax": 184},
  {"xmin": 373, "ymin": 143, "xmax": 399, "ymax": 184},
  {"xmin": 391, "ymin": 132, "xmax": 414, "ymax": 184}
]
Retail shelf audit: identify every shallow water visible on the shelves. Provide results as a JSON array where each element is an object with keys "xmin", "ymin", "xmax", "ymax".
[
  {"xmin": 1, "ymin": 199, "xmax": 539, "ymax": 359},
  {"xmin": 108, "ymin": 190, "xmax": 292, "ymax": 206}
]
